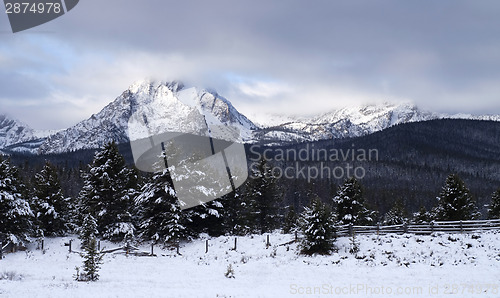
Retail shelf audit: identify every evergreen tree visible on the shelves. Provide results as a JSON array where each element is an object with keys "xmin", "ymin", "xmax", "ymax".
[
  {"xmin": 243, "ymin": 158, "xmax": 282, "ymax": 234},
  {"xmin": 282, "ymin": 206, "xmax": 299, "ymax": 234},
  {"xmin": 432, "ymin": 174, "xmax": 480, "ymax": 221},
  {"xmin": 187, "ymin": 199, "xmax": 226, "ymax": 237},
  {"xmin": 216, "ymin": 187, "xmax": 260, "ymax": 236},
  {"xmin": 78, "ymin": 237, "xmax": 103, "ymax": 282},
  {"xmin": 299, "ymin": 198, "xmax": 335, "ymax": 255},
  {"xmin": 0, "ymin": 157, "xmax": 33, "ymax": 245},
  {"xmin": 79, "ymin": 213, "xmax": 98, "ymax": 249},
  {"xmin": 487, "ymin": 189, "xmax": 500, "ymax": 219},
  {"xmin": 135, "ymin": 167, "xmax": 187, "ymax": 244},
  {"xmin": 334, "ymin": 178, "xmax": 374, "ymax": 225},
  {"xmin": 233, "ymin": 184, "xmax": 258, "ymax": 235},
  {"xmin": 412, "ymin": 206, "xmax": 431, "ymax": 224},
  {"xmin": 158, "ymin": 140, "xmax": 230, "ymax": 238},
  {"xmin": 383, "ymin": 199, "xmax": 409, "ymax": 225},
  {"xmin": 78, "ymin": 142, "xmax": 139, "ymax": 241},
  {"xmin": 32, "ymin": 162, "xmax": 72, "ymax": 236},
  {"xmin": 219, "ymin": 190, "xmax": 243, "ymax": 235}
]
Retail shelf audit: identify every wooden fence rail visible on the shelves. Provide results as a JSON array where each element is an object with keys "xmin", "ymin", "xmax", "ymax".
[
  {"xmin": 1, "ymin": 219, "xmax": 500, "ymax": 259},
  {"xmin": 335, "ymin": 219, "xmax": 500, "ymax": 237}
]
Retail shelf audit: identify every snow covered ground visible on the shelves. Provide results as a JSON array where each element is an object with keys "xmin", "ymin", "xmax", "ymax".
[{"xmin": 1, "ymin": 231, "xmax": 499, "ymax": 298}]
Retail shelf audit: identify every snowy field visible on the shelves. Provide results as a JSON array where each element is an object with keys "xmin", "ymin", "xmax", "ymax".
[{"xmin": 1, "ymin": 232, "xmax": 500, "ymax": 298}]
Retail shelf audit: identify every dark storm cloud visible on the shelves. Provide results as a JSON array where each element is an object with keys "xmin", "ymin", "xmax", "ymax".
[{"xmin": 1, "ymin": 0, "xmax": 500, "ymax": 128}]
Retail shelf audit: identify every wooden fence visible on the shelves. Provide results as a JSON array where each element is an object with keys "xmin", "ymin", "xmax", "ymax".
[
  {"xmin": 1, "ymin": 219, "xmax": 500, "ymax": 259},
  {"xmin": 335, "ymin": 219, "xmax": 500, "ymax": 237}
]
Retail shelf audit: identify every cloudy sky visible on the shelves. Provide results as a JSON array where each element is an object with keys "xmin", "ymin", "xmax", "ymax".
[{"xmin": 1, "ymin": 0, "xmax": 500, "ymax": 129}]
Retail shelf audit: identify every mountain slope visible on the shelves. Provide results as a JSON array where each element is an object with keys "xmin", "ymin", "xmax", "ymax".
[
  {"xmin": 38, "ymin": 80, "xmax": 257, "ymax": 155},
  {"xmin": 8, "ymin": 79, "xmax": 500, "ymax": 154},
  {"xmin": 0, "ymin": 115, "xmax": 38, "ymax": 149},
  {"xmin": 268, "ymin": 118, "xmax": 500, "ymax": 214},
  {"xmin": 254, "ymin": 102, "xmax": 440, "ymax": 144}
]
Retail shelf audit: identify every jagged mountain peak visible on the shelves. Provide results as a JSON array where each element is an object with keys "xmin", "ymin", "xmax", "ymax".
[
  {"xmin": 38, "ymin": 80, "xmax": 257, "ymax": 154},
  {"xmin": 0, "ymin": 114, "xmax": 38, "ymax": 149},
  {"xmin": 5, "ymin": 79, "xmax": 500, "ymax": 154},
  {"xmin": 128, "ymin": 79, "xmax": 183, "ymax": 93}
]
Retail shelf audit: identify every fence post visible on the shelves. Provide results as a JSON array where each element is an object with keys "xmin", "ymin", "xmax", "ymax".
[
  {"xmin": 41, "ymin": 239, "xmax": 44, "ymax": 250},
  {"xmin": 176, "ymin": 242, "xmax": 180, "ymax": 255},
  {"xmin": 460, "ymin": 220, "xmax": 463, "ymax": 233},
  {"xmin": 266, "ymin": 235, "xmax": 270, "ymax": 249},
  {"xmin": 0, "ymin": 241, "xmax": 3, "ymax": 260},
  {"xmin": 151, "ymin": 243, "xmax": 154, "ymax": 255},
  {"xmin": 98, "ymin": 241, "xmax": 100, "ymax": 251},
  {"xmin": 403, "ymin": 223, "xmax": 408, "ymax": 234},
  {"xmin": 349, "ymin": 224, "xmax": 353, "ymax": 237},
  {"xmin": 234, "ymin": 238, "xmax": 237, "ymax": 251},
  {"xmin": 69, "ymin": 239, "xmax": 72, "ymax": 253},
  {"xmin": 377, "ymin": 223, "xmax": 380, "ymax": 236},
  {"xmin": 430, "ymin": 222, "xmax": 434, "ymax": 234},
  {"xmin": 295, "ymin": 231, "xmax": 298, "ymax": 241},
  {"xmin": 205, "ymin": 240, "xmax": 209, "ymax": 254}
]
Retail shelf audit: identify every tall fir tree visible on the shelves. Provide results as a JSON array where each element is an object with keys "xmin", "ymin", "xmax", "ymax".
[
  {"xmin": 487, "ymin": 189, "xmax": 500, "ymax": 219},
  {"xmin": 299, "ymin": 197, "xmax": 336, "ymax": 255},
  {"xmin": 242, "ymin": 158, "xmax": 282, "ymax": 234},
  {"xmin": 135, "ymin": 167, "xmax": 187, "ymax": 244},
  {"xmin": 78, "ymin": 142, "xmax": 139, "ymax": 241},
  {"xmin": 432, "ymin": 174, "xmax": 480, "ymax": 221},
  {"xmin": 282, "ymin": 206, "xmax": 299, "ymax": 234},
  {"xmin": 333, "ymin": 177, "xmax": 374, "ymax": 225},
  {"xmin": 219, "ymin": 188, "xmax": 249, "ymax": 236},
  {"xmin": 78, "ymin": 237, "xmax": 103, "ymax": 282},
  {"xmin": 32, "ymin": 162, "xmax": 72, "ymax": 236},
  {"xmin": 0, "ymin": 156, "xmax": 33, "ymax": 245}
]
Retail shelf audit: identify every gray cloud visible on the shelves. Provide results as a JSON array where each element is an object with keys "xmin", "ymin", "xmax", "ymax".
[{"xmin": 1, "ymin": 0, "xmax": 500, "ymax": 129}]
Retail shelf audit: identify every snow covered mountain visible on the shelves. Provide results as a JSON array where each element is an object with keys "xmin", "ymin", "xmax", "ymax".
[
  {"xmin": 254, "ymin": 103, "xmax": 500, "ymax": 144},
  {"xmin": 254, "ymin": 102, "xmax": 441, "ymax": 144},
  {"xmin": 0, "ymin": 115, "xmax": 39, "ymax": 149},
  {"xmin": 38, "ymin": 80, "xmax": 257, "ymax": 155},
  {"xmin": 4, "ymin": 80, "xmax": 500, "ymax": 154}
]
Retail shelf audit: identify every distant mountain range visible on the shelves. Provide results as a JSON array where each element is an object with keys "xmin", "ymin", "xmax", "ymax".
[
  {"xmin": 0, "ymin": 115, "xmax": 36, "ymax": 149},
  {"xmin": 1, "ymin": 80, "xmax": 500, "ymax": 154}
]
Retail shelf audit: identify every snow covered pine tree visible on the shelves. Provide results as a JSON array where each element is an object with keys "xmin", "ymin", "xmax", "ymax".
[
  {"xmin": 241, "ymin": 158, "xmax": 282, "ymax": 234},
  {"xmin": 77, "ymin": 237, "xmax": 103, "ymax": 282},
  {"xmin": 334, "ymin": 177, "xmax": 374, "ymax": 225},
  {"xmin": 0, "ymin": 156, "xmax": 33, "ymax": 245},
  {"xmin": 412, "ymin": 206, "xmax": 431, "ymax": 224},
  {"xmin": 135, "ymin": 166, "xmax": 187, "ymax": 245},
  {"xmin": 282, "ymin": 206, "xmax": 299, "ymax": 234},
  {"xmin": 79, "ymin": 213, "xmax": 98, "ymax": 249},
  {"xmin": 432, "ymin": 174, "xmax": 480, "ymax": 221},
  {"xmin": 78, "ymin": 142, "xmax": 139, "ymax": 242},
  {"xmin": 32, "ymin": 161, "xmax": 72, "ymax": 236},
  {"xmin": 299, "ymin": 197, "xmax": 335, "ymax": 255},
  {"xmin": 383, "ymin": 199, "xmax": 409, "ymax": 225},
  {"xmin": 487, "ymin": 189, "xmax": 500, "ymax": 219}
]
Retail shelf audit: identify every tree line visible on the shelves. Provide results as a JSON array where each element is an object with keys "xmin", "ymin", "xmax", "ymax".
[{"xmin": 1, "ymin": 141, "xmax": 499, "ymax": 252}]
